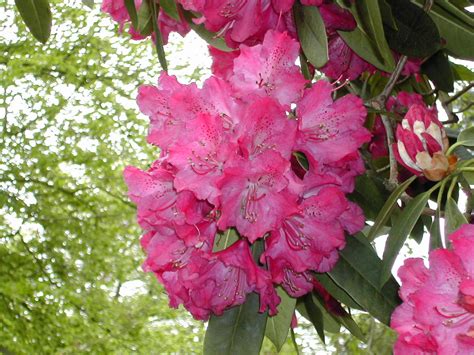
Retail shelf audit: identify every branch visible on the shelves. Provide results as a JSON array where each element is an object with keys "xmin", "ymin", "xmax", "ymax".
[{"xmin": 444, "ymin": 83, "xmax": 474, "ymax": 105}]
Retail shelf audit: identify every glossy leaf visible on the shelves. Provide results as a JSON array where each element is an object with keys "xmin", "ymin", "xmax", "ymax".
[
  {"xmin": 367, "ymin": 175, "xmax": 417, "ymax": 242},
  {"xmin": 380, "ymin": 192, "xmax": 431, "ymax": 287},
  {"xmin": 328, "ymin": 235, "xmax": 401, "ymax": 325},
  {"xmin": 203, "ymin": 293, "xmax": 267, "ymax": 355},
  {"xmin": 149, "ymin": 0, "xmax": 168, "ymax": 71},
  {"xmin": 294, "ymin": 3, "xmax": 328, "ymax": 68},
  {"xmin": 452, "ymin": 63, "xmax": 474, "ymax": 81},
  {"xmin": 181, "ymin": 10, "xmax": 231, "ymax": 52},
  {"xmin": 457, "ymin": 126, "xmax": 474, "ymax": 147},
  {"xmin": 421, "ymin": 2, "xmax": 474, "ymax": 59},
  {"xmin": 14, "ymin": 0, "xmax": 52, "ymax": 44},
  {"xmin": 137, "ymin": 0, "xmax": 153, "ymax": 36},
  {"xmin": 430, "ymin": 211, "xmax": 443, "ymax": 250},
  {"xmin": 445, "ymin": 197, "xmax": 468, "ymax": 235},
  {"xmin": 384, "ymin": 0, "xmax": 441, "ymax": 58},
  {"xmin": 301, "ymin": 295, "xmax": 326, "ymax": 343},
  {"xmin": 421, "ymin": 50, "xmax": 454, "ymax": 92},
  {"xmin": 160, "ymin": 0, "xmax": 180, "ymax": 21},
  {"xmin": 82, "ymin": 0, "xmax": 94, "ymax": 8},
  {"xmin": 352, "ymin": 174, "xmax": 387, "ymax": 221},
  {"xmin": 353, "ymin": 0, "xmax": 395, "ymax": 68},
  {"xmin": 265, "ymin": 288, "xmax": 296, "ymax": 351},
  {"xmin": 124, "ymin": 0, "xmax": 138, "ymax": 28},
  {"xmin": 213, "ymin": 228, "xmax": 239, "ymax": 252},
  {"xmin": 312, "ymin": 293, "xmax": 365, "ymax": 341},
  {"xmin": 315, "ymin": 274, "xmax": 362, "ymax": 310},
  {"xmin": 338, "ymin": 27, "xmax": 393, "ymax": 72}
]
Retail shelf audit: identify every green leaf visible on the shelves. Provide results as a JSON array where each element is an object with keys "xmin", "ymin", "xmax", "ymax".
[
  {"xmin": 380, "ymin": 192, "xmax": 431, "ymax": 287},
  {"xmin": 452, "ymin": 63, "xmax": 474, "ymax": 81},
  {"xmin": 314, "ymin": 274, "xmax": 362, "ymax": 310},
  {"xmin": 421, "ymin": 51, "xmax": 454, "ymax": 92},
  {"xmin": 328, "ymin": 234, "xmax": 401, "ymax": 325},
  {"xmin": 430, "ymin": 211, "xmax": 443, "ymax": 250},
  {"xmin": 14, "ymin": 0, "xmax": 52, "ymax": 44},
  {"xmin": 149, "ymin": 1, "xmax": 168, "ymax": 71},
  {"xmin": 213, "ymin": 228, "xmax": 240, "ymax": 252},
  {"xmin": 378, "ymin": 0, "xmax": 398, "ymax": 30},
  {"xmin": 311, "ymin": 293, "xmax": 365, "ymax": 341},
  {"xmin": 301, "ymin": 295, "xmax": 326, "ymax": 343},
  {"xmin": 204, "ymin": 293, "xmax": 267, "ymax": 355},
  {"xmin": 160, "ymin": 0, "xmax": 180, "ymax": 21},
  {"xmin": 457, "ymin": 126, "xmax": 474, "ymax": 147},
  {"xmin": 353, "ymin": 0, "xmax": 395, "ymax": 67},
  {"xmin": 421, "ymin": 2, "xmax": 474, "ymax": 59},
  {"xmin": 136, "ymin": 0, "xmax": 153, "ymax": 36},
  {"xmin": 338, "ymin": 27, "xmax": 393, "ymax": 72},
  {"xmin": 124, "ymin": 0, "xmax": 138, "ymax": 28},
  {"xmin": 384, "ymin": 0, "xmax": 441, "ymax": 58},
  {"xmin": 182, "ymin": 10, "xmax": 232, "ymax": 52},
  {"xmin": 294, "ymin": 3, "xmax": 329, "ymax": 68},
  {"xmin": 265, "ymin": 288, "xmax": 296, "ymax": 351},
  {"xmin": 367, "ymin": 175, "xmax": 417, "ymax": 242},
  {"xmin": 445, "ymin": 197, "xmax": 468, "ymax": 235},
  {"xmin": 82, "ymin": 0, "xmax": 94, "ymax": 8}
]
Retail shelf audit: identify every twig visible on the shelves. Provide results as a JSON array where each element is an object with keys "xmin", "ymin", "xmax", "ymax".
[{"xmin": 444, "ymin": 83, "xmax": 474, "ymax": 105}]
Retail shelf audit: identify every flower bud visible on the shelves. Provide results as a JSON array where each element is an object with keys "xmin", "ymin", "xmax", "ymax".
[{"xmin": 394, "ymin": 104, "xmax": 456, "ymax": 181}]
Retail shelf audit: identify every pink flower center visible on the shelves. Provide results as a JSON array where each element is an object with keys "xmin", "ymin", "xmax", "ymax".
[{"xmin": 240, "ymin": 183, "xmax": 266, "ymax": 223}]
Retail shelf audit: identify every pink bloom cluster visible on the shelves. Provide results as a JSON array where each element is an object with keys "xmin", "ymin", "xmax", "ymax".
[
  {"xmin": 101, "ymin": 0, "xmax": 190, "ymax": 43},
  {"xmin": 124, "ymin": 30, "xmax": 370, "ymax": 319},
  {"xmin": 391, "ymin": 224, "xmax": 474, "ymax": 354}
]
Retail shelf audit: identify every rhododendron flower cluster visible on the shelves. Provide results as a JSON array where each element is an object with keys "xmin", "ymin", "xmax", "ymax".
[
  {"xmin": 124, "ymin": 30, "xmax": 370, "ymax": 319},
  {"xmin": 391, "ymin": 224, "xmax": 474, "ymax": 354}
]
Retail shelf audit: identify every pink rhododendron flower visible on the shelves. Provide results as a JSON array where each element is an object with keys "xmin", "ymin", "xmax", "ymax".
[
  {"xmin": 391, "ymin": 224, "xmax": 474, "ymax": 354},
  {"xmin": 393, "ymin": 104, "xmax": 455, "ymax": 181},
  {"xmin": 296, "ymin": 80, "xmax": 371, "ymax": 165},
  {"xmin": 167, "ymin": 113, "xmax": 237, "ymax": 204},
  {"xmin": 236, "ymin": 97, "xmax": 297, "ymax": 160},
  {"xmin": 217, "ymin": 151, "xmax": 299, "ymax": 242},
  {"xmin": 102, "ymin": 0, "xmax": 141, "ymax": 28},
  {"xmin": 231, "ymin": 30, "xmax": 306, "ymax": 107},
  {"xmin": 209, "ymin": 47, "xmax": 240, "ymax": 80}
]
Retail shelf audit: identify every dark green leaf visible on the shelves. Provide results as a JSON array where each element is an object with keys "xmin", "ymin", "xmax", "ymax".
[
  {"xmin": 421, "ymin": 51, "xmax": 454, "ymax": 92},
  {"xmin": 203, "ymin": 293, "xmax": 267, "ymax": 355},
  {"xmin": 351, "ymin": 174, "xmax": 387, "ymax": 221},
  {"xmin": 338, "ymin": 27, "xmax": 394, "ymax": 72},
  {"xmin": 328, "ymin": 235, "xmax": 401, "ymax": 325},
  {"xmin": 384, "ymin": 0, "xmax": 441, "ymax": 58},
  {"xmin": 457, "ymin": 126, "xmax": 474, "ymax": 147},
  {"xmin": 314, "ymin": 274, "xmax": 362, "ymax": 310},
  {"xmin": 452, "ymin": 63, "xmax": 474, "ymax": 81},
  {"xmin": 378, "ymin": 0, "xmax": 398, "ymax": 30},
  {"xmin": 297, "ymin": 298, "xmax": 340, "ymax": 335},
  {"xmin": 182, "ymin": 10, "xmax": 231, "ymax": 52},
  {"xmin": 302, "ymin": 295, "xmax": 326, "ymax": 343},
  {"xmin": 367, "ymin": 175, "xmax": 417, "ymax": 241},
  {"xmin": 410, "ymin": 216, "xmax": 425, "ymax": 244},
  {"xmin": 353, "ymin": 0, "xmax": 395, "ymax": 67},
  {"xmin": 421, "ymin": 2, "xmax": 474, "ymax": 59},
  {"xmin": 294, "ymin": 3, "xmax": 328, "ymax": 68},
  {"xmin": 14, "ymin": 0, "xmax": 52, "ymax": 44},
  {"xmin": 82, "ymin": 0, "xmax": 94, "ymax": 8},
  {"xmin": 311, "ymin": 294, "xmax": 365, "ymax": 341},
  {"xmin": 124, "ymin": 0, "xmax": 138, "ymax": 28},
  {"xmin": 149, "ymin": 1, "xmax": 168, "ymax": 71},
  {"xmin": 213, "ymin": 228, "xmax": 239, "ymax": 252},
  {"xmin": 265, "ymin": 288, "xmax": 296, "ymax": 351},
  {"xmin": 445, "ymin": 197, "xmax": 468, "ymax": 235},
  {"xmin": 430, "ymin": 210, "xmax": 443, "ymax": 250},
  {"xmin": 137, "ymin": 1, "xmax": 153, "ymax": 36},
  {"xmin": 160, "ymin": 0, "xmax": 180, "ymax": 21},
  {"xmin": 380, "ymin": 192, "xmax": 431, "ymax": 287}
]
